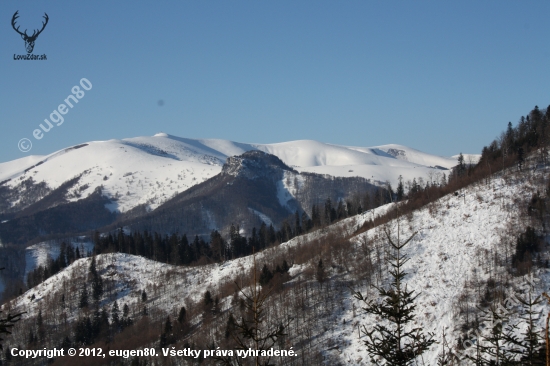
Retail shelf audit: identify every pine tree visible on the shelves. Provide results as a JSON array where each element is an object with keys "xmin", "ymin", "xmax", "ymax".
[
  {"xmin": 386, "ymin": 183, "xmax": 394, "ymax": 203},
  {"xmin": 259, "ymin": 264, "xmax": 273, "ymax": 286},
  {"xmin": 457, "ymin": 153, "xmax": 466, "ymax": 176},
  {"xmin": 472, "ymin": 304, "xmax": 515, "ymax": 364},
  {"xmin": 160, "ymin": 316, "xmax": 173, "ymax": 346},
  {"xmin": 324, "ymin": 198, "xmax": 333, "ymax": 224},
  {"xmin": 89, "ymin": 255, "xmax": 98, "ymax": 277},
  {"xmin": 294, "ymin": 211, "xmax": 302, "ymax": 236},
  {"xmin": 301, "ymin": 211, "xmax": 310, "ymax": 232},
  {"xmin": 352, "ymin": 224, "xmax": 435, "ymax": 365},
  {"xmin": 516, "ymin": 291, "xmax": 544, "ymax": 366},
  {"xmin": 90, "ymin": 255, "xmax": 103, "ymax": 301},
  {"xmin": 141, "ymin": 290, "xmax": 147, "ymax": 302},
  {"xmin": 316, "ymin": 259, "xmax": 327, "ymax": 283},
  {"xmin": 178, "ymin": 306, "xmax": 187, "ymax": 324},
  {"xmin": 79, "ymin": 284, "xmax": 89, "ymax": 309},
  {"xmin": 37, "ymin": 309, "xmax": 45, "ymax": 342},
  {"xmin": 111, "ymin": 301, "xmax": 120, "ymax": 331},
  {"xmin": 396, "ymin": 175, "xmax": 405, "ymax": 202},
  {"xmin": 509, "ymin": 288, "xmax": 544, "ymax": 365},
  {"xmin": 225, "ymin": 314, "xmax": 236, "ymax": 339},
  {"xmin": 518, "ymin": 147, "xmax": 525, "ymax": 170},
  {"xmin": 91, "ymin": 272, "xmax": 103, "ymax": 302},
  {"xmin": 203, "ymin": 291, "xmax": 213, "ymax": 310},
  {"xmin": 281, "ymin": 260, "xmax": 290, "ymax": 273}
]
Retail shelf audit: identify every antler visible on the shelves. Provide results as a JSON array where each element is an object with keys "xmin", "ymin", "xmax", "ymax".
[
  {"xmin": 29, "ymin": 13, "xmax": 49, "ymax": 39},
  {"xmin": 11, "ymin": 11, "xmax": 49, "ymax": 40},
  {"xmin": 11, "ymin": 11, "xmax": 26, "ymax": 37}
]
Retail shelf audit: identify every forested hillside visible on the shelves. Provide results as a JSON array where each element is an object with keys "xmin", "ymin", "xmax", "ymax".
[{"xmin": 2, "ymin": 105, "xmax": 550, "ymax": 365}]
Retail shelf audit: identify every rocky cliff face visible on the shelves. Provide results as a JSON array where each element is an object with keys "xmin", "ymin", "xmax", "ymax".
[{"xmin": 222, "ymin": 151, "xmax": 296, "ymax": 180}]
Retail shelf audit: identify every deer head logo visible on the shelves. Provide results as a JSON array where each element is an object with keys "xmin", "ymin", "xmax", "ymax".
[{"xmin": 11, "ymin": 11, "xmax": 49, "ymax": 54}]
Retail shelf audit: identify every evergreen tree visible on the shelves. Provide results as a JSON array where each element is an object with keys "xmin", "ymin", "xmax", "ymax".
[
  {"xmin": 79, "ymin": 284, "xmax": 89, "ymax": 309},
  {"xmin": 214, "ymin": 296, "xmax": 220, "ymax": 315},
  {"xmin": 91, "ymin": 272, "xmax": 103, "ymax": 302},
  {"xmin": 111, "ymin": 301, "xmax": 120, "ymax": 331},
  {"xmin": 294, "ymin": 211, "xmax": 302, "ymax": 236},
  {"xmin": 281, "ymin": 260, "xmax": 290, "ymax": 273},
  {"xmin": 178, "ymin": 306, "xmax": 187, "ymax": 325},
  {"xmin": 74, "ymin": 316, "xmax": 93, "ymax": 345},
  {"xmin": 203, "ymin": 290, "xmax": 213, "ymax": 309},
  {"xmin": 36, "ymin": 309, "xmax": 45, "ymax": 342},
  {"xmin": 225, "ymin": 314, "xmax": 236, "ymax": 339},
  {"xmin": 160, "ymin": 316, "xmax": 173, "ymax": 346},
  {"xmin": 91, "ymin": 308, "xmax": 102, "ymax": 339},
  {"xmin": 337, "ymin": 200, "xmax": 347, "ymax": 219},
  {"xmin": 259, "ymin": 264, "xmax": 273, "ymax": 286},
  {"xmin": 301, "ymin": 211, "xmax": 311, "ymax": 232},
  {"xmin": 324, "ymin": 198, "xmax": 333, "ymax": 224},
  {"xmin": 210, "ymin": 230, "xmax": 225, "ymax": 262},
  {"xmin": 58, "ymin": 242, "xmax": 68, "ymax": 269},
  {"xmin": 352, "ymin": 224, "xmax": 435, "ymax": 365},
  {"xmin": 508, "ymin": 289, "xmax": 545, "ymax": 365},
  {"xmin": 203, "ymin": 290, "xmax": 214, "ymax": 318},
  {"xmin": 518, "ymin": 147, "xmax": 525, "ymax": 170},
  {"xmin": 457, "ymin": 152, "xmax": 466, "ymax": 176},
  {"xmin": 164, "ymin": 316, "xmax": 172, "ymax": 334},
  {"xmin": 311, "ymin": 204, "xmax": 321, "ymax": 227},
  {"xmin": 471, "ymin": 304, "xmax": 516, "ymax": 364},
  {"xmin": 89, "ymin": 255, "xmax": 97, "ymax": 277},
  {"xmin": 141, "ymin": 290, "xmax": 147, "ymax": 302},
  {"xmin": 315, "ymin": 259, "xmax": 327, "ymax": 283},
  {"xmin": 396, "ymin": 175, "xmax": 405, "ymax": 202},
  {"xmin": 386, "ymin": 183, "xmax": 394, "ymax": 203}
]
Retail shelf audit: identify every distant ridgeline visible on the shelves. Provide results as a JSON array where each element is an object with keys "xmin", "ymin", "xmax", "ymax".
[{"xmin": 110, "ymin": 151, "xmax": 387, "ymax": 239}]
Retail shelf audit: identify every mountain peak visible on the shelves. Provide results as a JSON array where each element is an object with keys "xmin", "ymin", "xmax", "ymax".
[{"xmin": 222, "ymin": 150, "xmax": 295, "ymax": 179}]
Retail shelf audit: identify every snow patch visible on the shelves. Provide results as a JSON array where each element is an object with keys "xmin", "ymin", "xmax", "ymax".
[{"xmin": 248, "ymin": 208, "xmax": 273, "ymax": 226}]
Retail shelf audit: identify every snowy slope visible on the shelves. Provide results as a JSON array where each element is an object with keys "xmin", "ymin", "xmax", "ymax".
[
  {"xmin": 4, "ymin": 169, "xmax": 549, "ymax": 364},
  {"xmin": 0, "ymin": 133, "xmax": 468, "ymax": 213}
]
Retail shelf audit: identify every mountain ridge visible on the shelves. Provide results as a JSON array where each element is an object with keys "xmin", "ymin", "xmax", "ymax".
[{"xmin": 0, "ymin": 134, "xmax": 478, "ymax": 216}]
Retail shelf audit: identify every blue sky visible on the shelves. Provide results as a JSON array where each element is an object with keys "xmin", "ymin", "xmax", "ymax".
[{"xmin": 1, "ymin": 1, "xmax": 549, "ymax": 163}]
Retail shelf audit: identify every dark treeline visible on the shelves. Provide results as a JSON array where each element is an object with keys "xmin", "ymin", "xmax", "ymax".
[
  {"xmin": 26, "ymin": 242, "xmax": 88, "ymax": 289},
  {"xmin": 91, "ymin": 192, "xmax": 392, "ymax": 266},
  {"xmin": 23, "ymin": 185, "xmax": 393, "ymax": 294},
  {"xmin": 479, "ymin": 105, "xmax": 550, "ymax": 170}
]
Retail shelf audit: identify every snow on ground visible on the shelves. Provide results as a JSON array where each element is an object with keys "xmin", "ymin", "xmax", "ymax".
[
  {"xmin": 248, "ymin": 208, "xmax": 273, "ymax": 226},
  {"xmin": 276, "ymin": 171, "xmax": 303, "ymax": 209},
  {"xmin": 337, "ymin": 175, "xmax": 550, "ymax": 364},
  {"xmin": 0, "ymin": 134, "xmax": 468, "ymax": 214},
  {"xmin": 24, "ymin": 240, "xmax": 94, "ymax": 282},
  {"xmin": 7, "ymin": 175, "xmax": 539, "ymax": 364}
]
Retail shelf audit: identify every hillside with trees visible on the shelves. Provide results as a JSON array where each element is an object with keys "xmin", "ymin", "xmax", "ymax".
[{"xmin": 2, "ymin": 105, "xmax": 550, "ymax": 364}]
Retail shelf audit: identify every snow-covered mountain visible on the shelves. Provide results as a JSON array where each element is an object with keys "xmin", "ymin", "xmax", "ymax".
[
  {"xmin": 0, "ymin": 133, "xmax": 475, "ymax": 214},
  {"xmin": 4, "ymin": 163, "xmax": 547, "ymax": 365}
]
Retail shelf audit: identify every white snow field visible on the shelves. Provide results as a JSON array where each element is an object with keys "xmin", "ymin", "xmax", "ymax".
[
  {"xmin": 0, "ymin": 133, "xmax": 477, "ymax": 213},
  {"xmin": 4, "ymin": 167, "xmax": 548, "ymax": 364}
]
